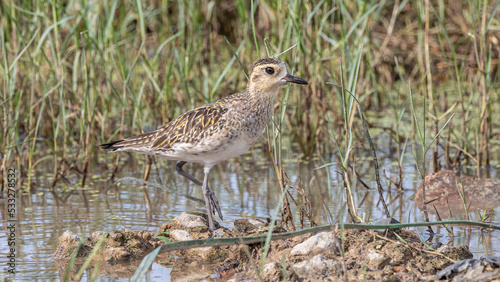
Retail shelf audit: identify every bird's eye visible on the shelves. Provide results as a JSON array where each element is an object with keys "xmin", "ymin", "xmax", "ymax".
[{"xmin": 265, "ymin": 67, "xmax": 275, "ymax": 74}]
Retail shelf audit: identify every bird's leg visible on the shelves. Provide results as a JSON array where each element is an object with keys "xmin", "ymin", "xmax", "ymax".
[
  {"xmin": 202, "ymin": 166, "xmax": 216, "ymax": 231},
  {"xmin": 175, "ymin": 161, "xmax": 223, "ymax": 220}
]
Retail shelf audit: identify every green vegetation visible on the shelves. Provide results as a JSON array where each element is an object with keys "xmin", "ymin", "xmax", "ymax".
[{"xmin": 1, "ymin": 0, "xmax": 498, "ymax": 190}]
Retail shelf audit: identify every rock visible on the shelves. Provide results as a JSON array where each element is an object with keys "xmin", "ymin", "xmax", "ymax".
[
  {"xmin": 187, "ymin": 247, "xmax": 213, "ymax": 261},
  {"xmin": 162, "ymin": 212, "xmax": 220, "ymax": 233},
  {"xmin": 168, "ymin": 229, "xmax": 228, "ymax": 261},
  {"xmin": 436, "ymin": 245, "xmax": 473, "ymax": 260},
  {"xmin": 169, "ymin": 229, "xmax": 193, "ymax": 241},
  {"xmin": 105, "ymin": 247, "xmax": 131, "ymax": 261},
  {"xmin": 248, "ymin": 219, "xmax": 265, "ymax": 228},
  {"xmin": 213, "ymin": 228, "xmax": 226, "ymax": 238},
  {"xmin": 262, "ymin": 262, "xmax": 281, "ymax": 281},
  {"xmin": 366, "ymin": 251, "xmax": 390, "ymax": 270},
  {"xmin": 218, "ymin": 258, "xmax": 240, "ymax": 277},
  {"xmin": 137, "ymin": 230, "xmax": 153, "ymax": 241},
  {"xmin": 432, "ymin": 242, "xmax": 443, "ymax": 249},
  {"xmin": 90, "ymin": 231, "xmax": 108, "ymax": 242},
  {"xmin": 437, "ymin": 258, "xmax": 479, "ymax": 279},
  {"xmin": 126, "ymin": 238, "xmax": 141, "ymax": 249},
  {"xmin": 437, "ymin": 256, "xmax": 500, "ymax": 280},
  {"xmin": 485, "ymin": 256, "xmax": 500, "ymax": 267},
  {"xmin": 292, "ymin": 255, "xmax": 342, "ymax": 279},
  {"xmin": 290, "ymin": 232, "xmax": 340, "ymax": 258},
  {"xmin": 54, "ymin": 231, "xmax": 85, "ymax": 260},
  {"xmin": 166, "ymin": 224, "xmax": 231, "ymax": 261},
  {"xmin": 233, "ymin": 219, "xmax": 267, "ymax": 235},
  {"xmin": 168, "ymin": 229, "xmax": 219, "ymax": 261},
  {"xmin": 56, "ymin": 228, "xmax": 164, "ymax": 266},
  {"xmin": 108, "ymin": 229, "xmax": 136, "ymax": 247},
  {"xmin": 233, "ymin": 219, "xmax": 259, "ymax": 234},
  {"xmin": 373, "ymin": 218, "xmax": 400, "ymax": 225}
]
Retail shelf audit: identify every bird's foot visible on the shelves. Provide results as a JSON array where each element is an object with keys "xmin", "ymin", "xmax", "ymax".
[{"xmin": 206, "ymin": 187, "xmax": 223, "ymax": 220}]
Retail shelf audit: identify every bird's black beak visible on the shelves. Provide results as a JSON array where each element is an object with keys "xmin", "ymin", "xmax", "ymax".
[{"xmin": 283, "ymin": 73, "xmax": 308, "ymax": 85}]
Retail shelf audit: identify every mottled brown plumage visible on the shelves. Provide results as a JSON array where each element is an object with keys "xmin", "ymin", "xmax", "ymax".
[
  {"xmin": 101, "ymin": 57, "xmax": 308, "ymax": 231},
  {"xmin": 104, "ymin": 100, "xmax": 229, "ymax": 152}
]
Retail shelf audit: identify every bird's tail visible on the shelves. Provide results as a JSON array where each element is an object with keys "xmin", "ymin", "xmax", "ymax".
[
  {"xmin": 100, "ymin": 140, "xmax": 125, "ymax": 151},
  {"xmin": 100, "ymin": 131, "xmax": 156, "ymax": 151}
]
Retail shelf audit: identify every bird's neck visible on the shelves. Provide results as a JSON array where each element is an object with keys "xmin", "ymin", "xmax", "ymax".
[
  {"xmin": 245, "ymin": 89, "xmax": 276, "ymax": 128},
  {"xmin": 226, "ymin": 89, "xmax": 278, "ymax": 141},
  {"xmin": 247, "ymin": 89, "xmax": 277, "ymax": 117}
]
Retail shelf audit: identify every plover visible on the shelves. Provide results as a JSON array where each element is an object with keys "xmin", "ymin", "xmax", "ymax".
[{"xmin": 101, "ymin": 57, "xmax": 308, "ymax": 231}]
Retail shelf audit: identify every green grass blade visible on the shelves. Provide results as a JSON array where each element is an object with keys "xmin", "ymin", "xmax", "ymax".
[{"xmin": 130, "ymin": 246, "xmax": 161, "ymax": 281}]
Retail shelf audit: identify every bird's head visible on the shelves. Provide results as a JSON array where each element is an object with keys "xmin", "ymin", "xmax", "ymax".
[{"xmin": 247, "ymin": 58, "xmax": 308, "ymax": 94}]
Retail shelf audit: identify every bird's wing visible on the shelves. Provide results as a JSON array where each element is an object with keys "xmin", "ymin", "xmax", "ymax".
[
  {"xmin": 101, "ymin": 100, "xmax": 229, "ymax": 152},
  {"xmin": 150, "ymin": 101, "xmax": 229, "ymax": 150}
]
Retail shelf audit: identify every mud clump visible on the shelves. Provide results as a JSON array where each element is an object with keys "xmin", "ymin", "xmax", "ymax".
[
  {"xmin": 55, "ymin": 212, "xmax": 494, "ymax": 281},
  {"xmin": 55, "ymin": 229, "xmax": 163, "ymax": 263},
  {"xmin": 415, "ymin": 170, "xmax": 500, "ymax": 215}
]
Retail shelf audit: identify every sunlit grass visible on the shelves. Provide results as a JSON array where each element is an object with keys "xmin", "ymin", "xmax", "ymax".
[{"xmin": 2, "ymin": 1, "xmax": 497, "ymax": 188}]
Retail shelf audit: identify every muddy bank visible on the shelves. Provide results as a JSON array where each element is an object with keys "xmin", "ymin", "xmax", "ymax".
[
  {"xmin": 415, "ymin": 170, "xmax": 500, "ymax": 215},
  {"xmin": 55, "ymin": 212, "xmax": 498, "ymax": 281}
]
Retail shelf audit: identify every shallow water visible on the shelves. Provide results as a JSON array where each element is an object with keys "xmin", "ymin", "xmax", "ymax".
[{"xmin": 1, "ymin": 137, "xmax": 499, "ymax": 280}]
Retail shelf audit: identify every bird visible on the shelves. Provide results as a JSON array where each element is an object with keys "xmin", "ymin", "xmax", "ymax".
[{"xmin": 100, "ymin": 57, "xmax": 308, "ymax": 231}]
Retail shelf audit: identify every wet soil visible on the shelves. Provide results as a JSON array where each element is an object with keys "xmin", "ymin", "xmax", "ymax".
[
  {"xmin": 415, "ymin": 170, "xmax": 500, "ymax": 216},
  {"xmin": 55, "ymin": 211, "xmax": 499, "ymax": 281}
]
